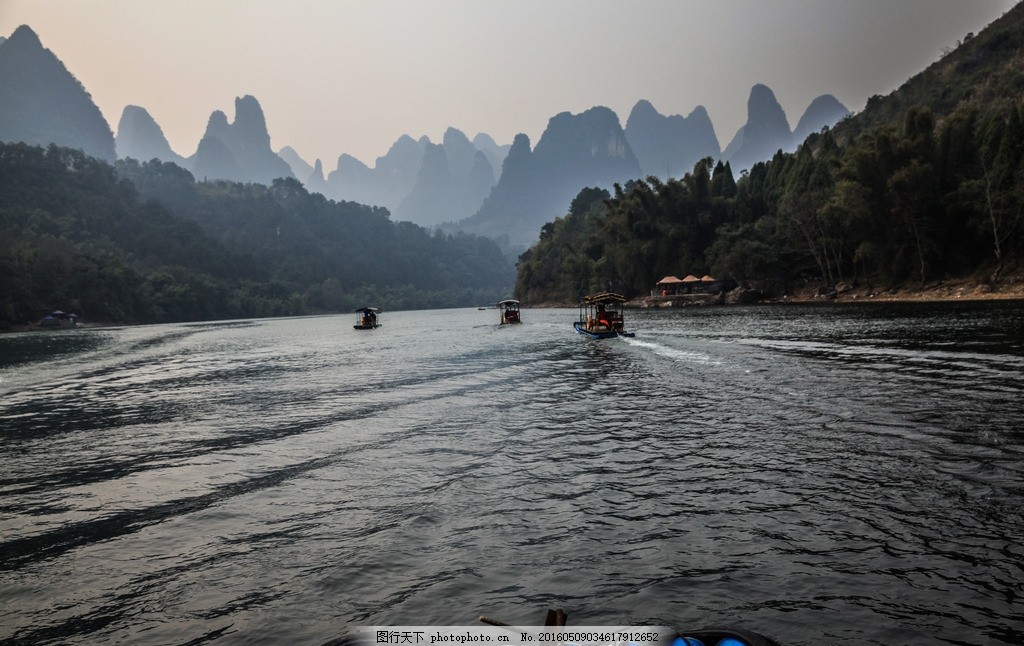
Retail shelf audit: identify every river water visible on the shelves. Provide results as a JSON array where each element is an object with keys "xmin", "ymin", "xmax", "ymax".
[{"xmin": 1, "ymin": 303, "xmax": 1022, "ymax": 645}]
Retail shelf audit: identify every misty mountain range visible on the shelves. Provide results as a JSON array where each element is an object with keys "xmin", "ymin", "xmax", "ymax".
[{"xmin": 0, "ymin": 24, "xmax": 850, "ymax": 247}]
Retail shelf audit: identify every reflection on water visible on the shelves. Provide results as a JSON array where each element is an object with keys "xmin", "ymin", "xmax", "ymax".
[{"xmin": 1, "ymin": 303, "xmax": 1023, "ymax": 645}]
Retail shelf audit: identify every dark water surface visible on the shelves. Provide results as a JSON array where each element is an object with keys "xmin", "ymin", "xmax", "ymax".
[{"xmin": 2, "ymin": 303, "xmax": 1023, "ymax": 645}]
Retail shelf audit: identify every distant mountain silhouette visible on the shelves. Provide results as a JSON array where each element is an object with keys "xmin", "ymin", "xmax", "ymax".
[
  {"xmin": 277, "ymin": 146, "xmax": 329, "ymax": 195},
  {"xmin": 278, "ymin": 145, "xmax": 314, "ymax": 181},
  {"xmin": 441, "ymin": 127, "xmax": 480, "ymax": 178},
  {"xmin": 325, "ymin": 134, "xmax": 424, "ymax": 212},
  {"xmin": 725, "ymin": 86, "xmax": 850, "ymax": 173},
  {"xmin": 394, "ymin": 143, "xmax": 457, "ymax": 225},
  {"xmin": 321, "ymin": 127, "xmax": 500, "ymax": 226},
  {"xmin": 4, "ymin": 22, "xmax": 857, "ymax": 248},
  {"xmin": 394, "ymin": 147, "xmax": 495, "ymax": 226},
  {"xmin": 472, "ymin": 133, "xmax": 511, "ymax": 177},
  {"xmin": 189, "ymin": 95, "xmax": 293, "ymax": 184},
  {"xmin": 391, "ymin": 129, "xmax": 496, "ymax": 225},
  {"xmin": 0, "ymin": 25, "xmax": 115, "ymax": 161},
  {"xmin": 724, "ymin": 84, "xmax": 793, "ymax": 173},
  {"xmin": 454, "ymin": 133, "xmax": 536, "ymax": 241},
  {"xmin": 115, "ymin": 105, "xmax": 187, "ymax": 166},
  {"xmin": 720, "ymin": 125, "xmax": 746, "ymax": 163},
  {"xmin": 192, "ymin": 129, "xmax": 240, "ymax": 180},
  {"xmin": 792, "ymin": 95, "xmax": 850, "ymax": 142},
  {"xmin": 534, "ymin": 107, "xmax": 641, "ymax": 193},
  {"xmin": 451, "ymin": 106, "xmax": 641, "ymax": 246},
  {"xmin": 307, "ymin": 159, "xmax": 328, "ymax": 195},
  {"xmin": 624, "ymin": 100, "xmax": 720, "ymax": 179}
]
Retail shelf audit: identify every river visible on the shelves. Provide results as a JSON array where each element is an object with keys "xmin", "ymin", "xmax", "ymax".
[{"xmin": 1, "ymin": 302, "xmax": 1022, "ymax": 645}]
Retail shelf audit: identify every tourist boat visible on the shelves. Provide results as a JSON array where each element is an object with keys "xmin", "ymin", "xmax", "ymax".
[
  {"xmin": 497, "ymin": 299, "xmax": 521, "ymax": 324},
  {"xmin": 573, "ymin": 292, "xmax": 634, "ymax": 338},
  {"xmin": 353, "ymin": 306, "xmax": 381, "ymax": 329}
]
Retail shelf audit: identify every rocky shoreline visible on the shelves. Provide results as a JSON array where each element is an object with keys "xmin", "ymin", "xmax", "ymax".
[
  {"xmin": 762, "ymin": 272, "xmax": 1024, "ymax": 305},
  {"xmin": 626, "ymin": 277, "xmax": 1024, "ymax": 308}
]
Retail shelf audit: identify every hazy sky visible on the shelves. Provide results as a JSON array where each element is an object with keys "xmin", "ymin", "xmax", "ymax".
[{"xmin": 0, "ymin": 1, "xmax": 1015, "ymax": 168}]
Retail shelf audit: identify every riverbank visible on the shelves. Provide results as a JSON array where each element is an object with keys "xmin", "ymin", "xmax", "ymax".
[
  {"xmin": 0, "ymin": 320, "xmax": 117, "ymax": 334},
  {"xmin": 5, "ymin": 273, "xmax": 1024, "ymax": 333},
  {"xmin": 537, "ymin": 270, "xmax": 1024, "ymax": 309},
  {"xmin": 765, "ymin": 272, "xmax": 1024, "ymax": 304}
]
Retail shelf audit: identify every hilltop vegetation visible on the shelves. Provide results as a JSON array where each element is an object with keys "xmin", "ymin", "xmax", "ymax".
[
  {"xmin": 834, "ymin": 6, "xmax": 1024, "ymax": 143},
  {"xmin": 517, "ymin": 6, "xmax": 1024, "ymax": 304},
  {"xmin": 0, "ymin": 143, "xmax": 513, "ymax": 327}
]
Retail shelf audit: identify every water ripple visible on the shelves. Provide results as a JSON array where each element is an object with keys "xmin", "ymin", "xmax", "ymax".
[{"xmin": 1, "ymin": 305, "xmax": 1023, "ymax": 645}]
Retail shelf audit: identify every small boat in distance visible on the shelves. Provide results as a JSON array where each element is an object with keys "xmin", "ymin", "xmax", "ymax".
[
  {"xmin": 573, "ymin": 292, "xmax": 635, "ymax": 338},
  {"xmin": 353, "ymin": 307, "xmax": 381, "ymax": 330},
  {"xmin": 497, "ymin": 299, "xmax": 521, "ymax": 324}
]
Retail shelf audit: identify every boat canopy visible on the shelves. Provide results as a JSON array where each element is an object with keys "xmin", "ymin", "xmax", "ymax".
[
  {"xmin": 354, "ymin": 306, "xmax": 382, "ymax": 313},
  {"xmin": 580, "ymin": 292, "xmax": 626, "ymax": 305},
  {"xmin": 496, "ymin": 299, "xmax": 520, "ymax": 306}
]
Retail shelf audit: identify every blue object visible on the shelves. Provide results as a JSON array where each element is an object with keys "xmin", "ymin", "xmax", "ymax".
[
  {"xmin": 672, "ymin": 638, "xmax": 706, "ymax": 646},
  {"xmin": 716, "ymin": 640, "xmax": 748, "ymax": 646}
]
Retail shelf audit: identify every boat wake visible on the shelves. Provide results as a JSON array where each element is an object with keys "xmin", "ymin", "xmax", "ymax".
[{"xmin": 621, "ymin": 337, "xmax": 721, "ymax": 366}]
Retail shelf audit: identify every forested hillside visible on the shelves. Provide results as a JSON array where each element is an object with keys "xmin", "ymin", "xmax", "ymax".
[
  {"xmin": 833, "ymin": 5, "xmax": 1024, "ymax": 143},
  {"xmin": 517, "ymin": 99, "xmax": 1023, "ymax": 304},
  {"xmin": 0, "ymin": 143, "xmax": 513, "ymax": 327},
  {"xmin": 516, "ymin": 6, "xmax": 1024, "ymax": 304}
]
